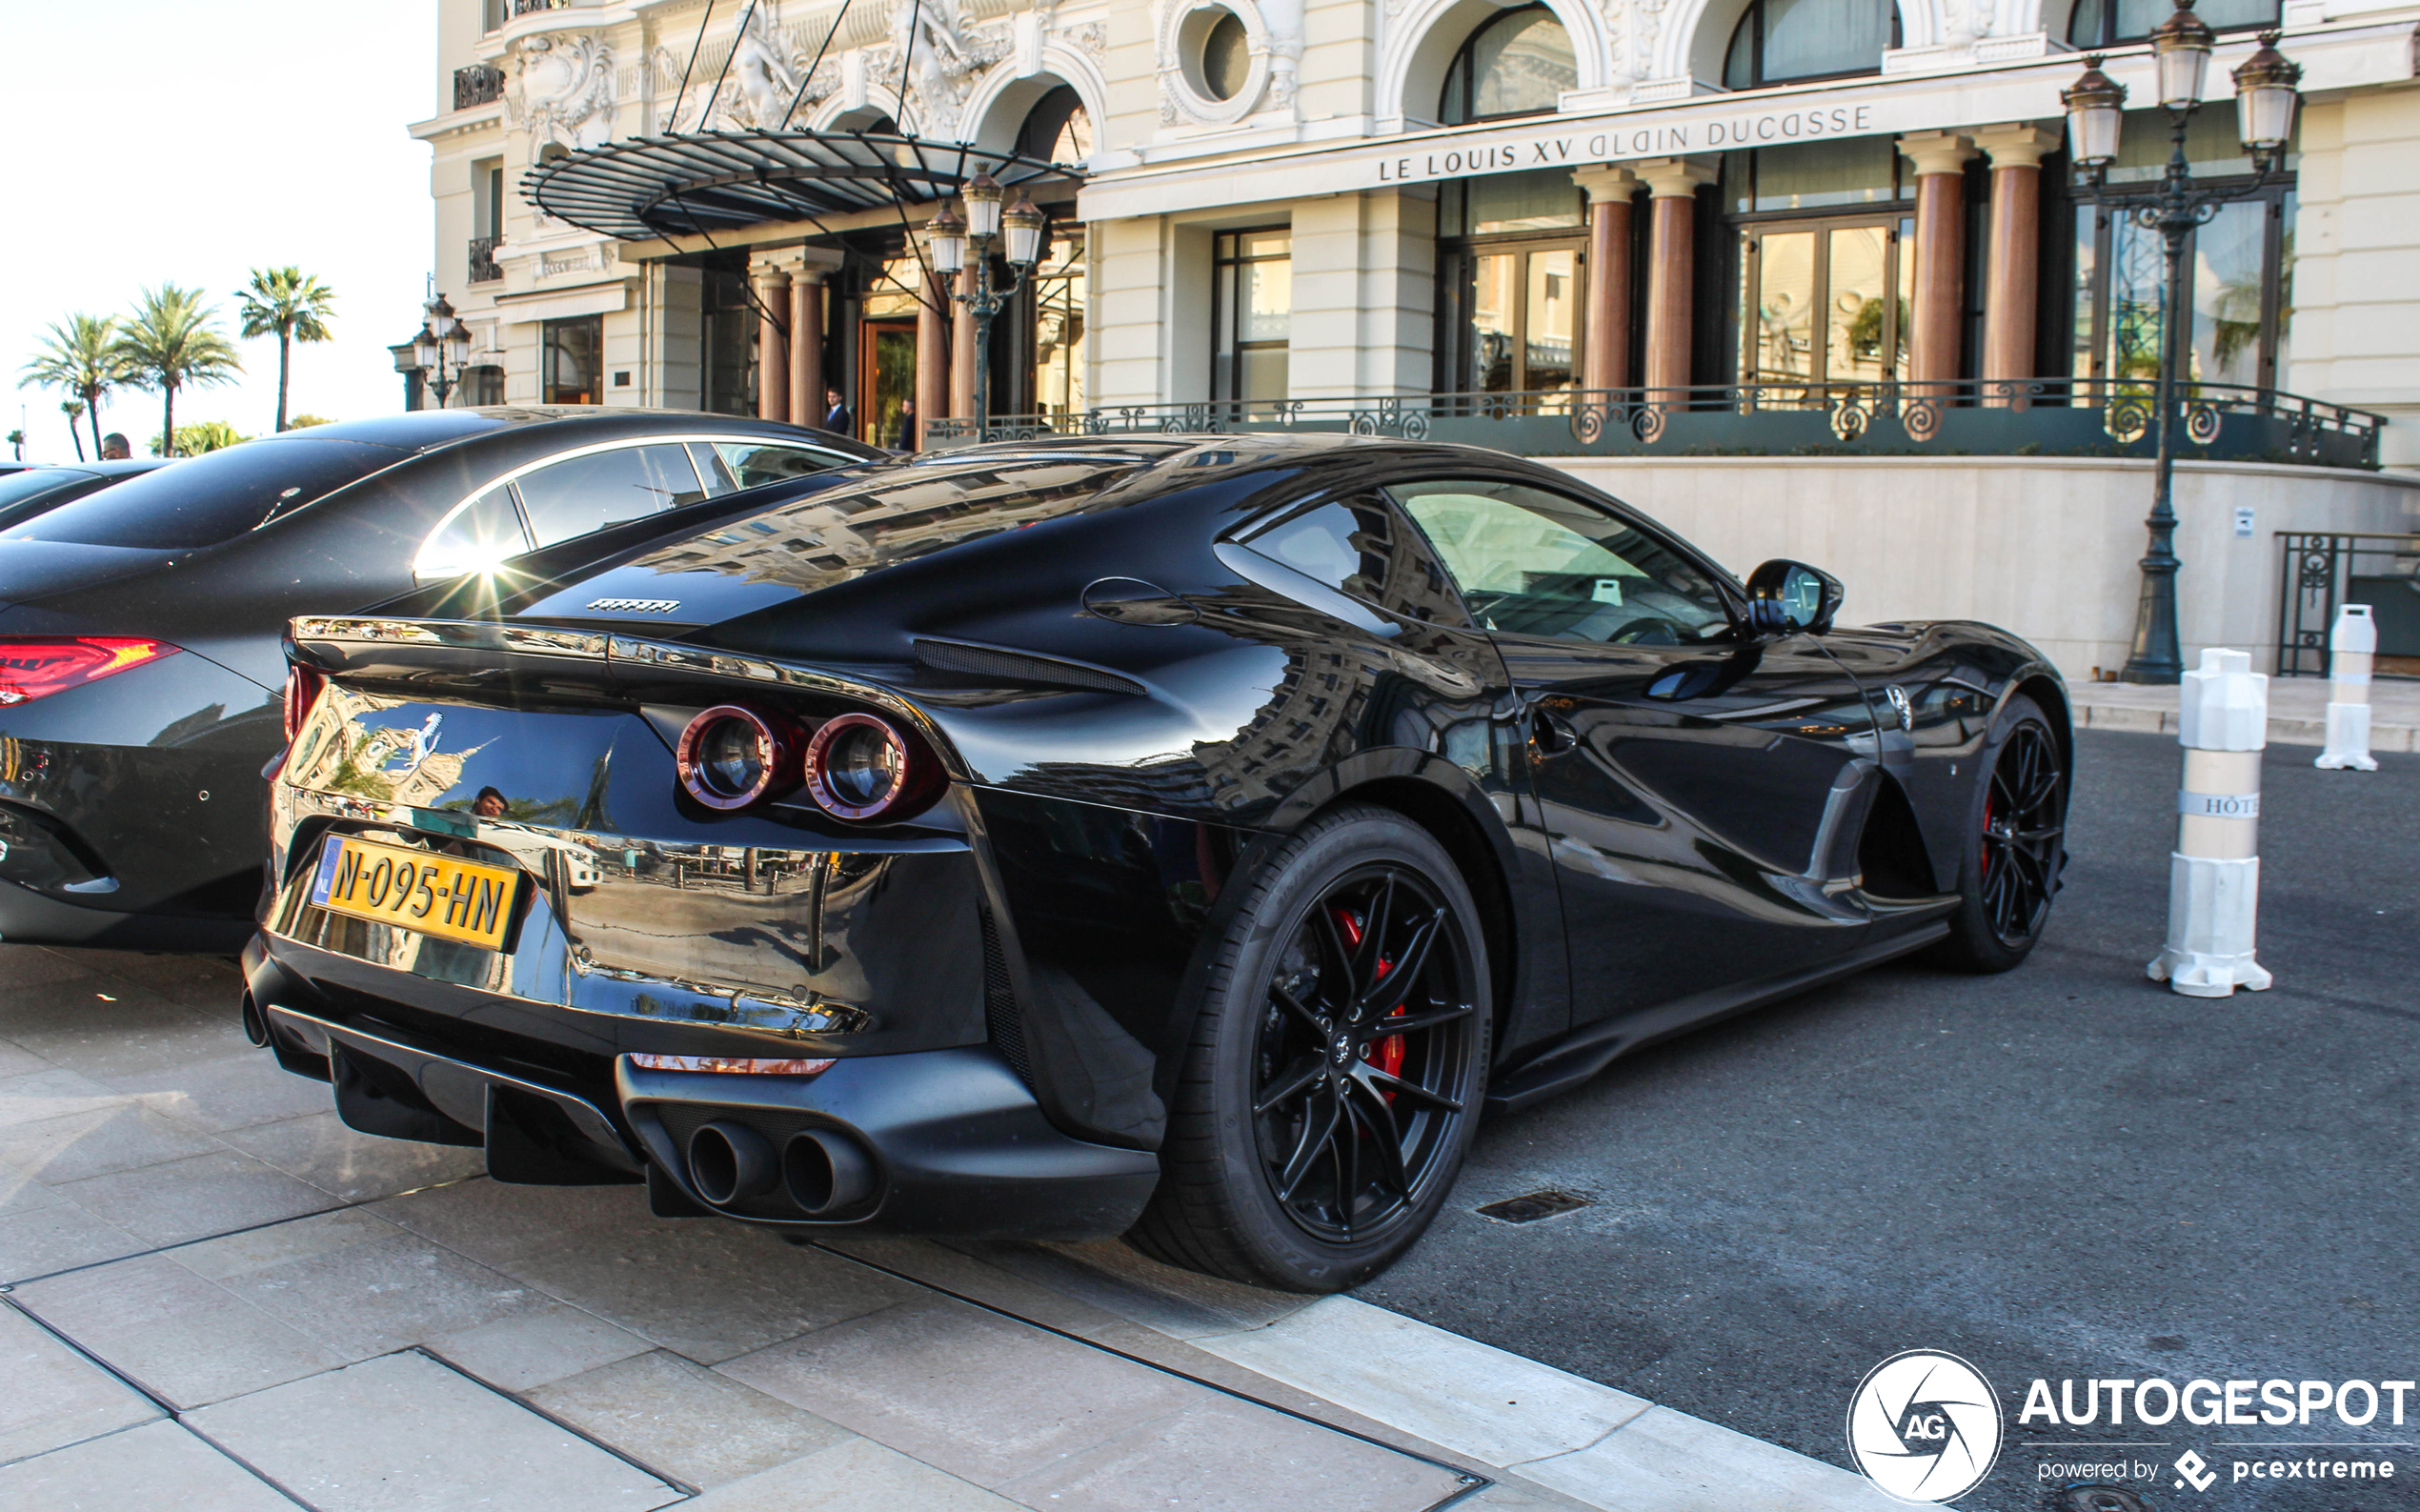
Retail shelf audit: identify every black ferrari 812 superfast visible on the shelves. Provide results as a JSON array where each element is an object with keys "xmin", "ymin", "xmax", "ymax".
[{"xmin": 245, "ymin": 434, "xmax": 2067, "ymax": 1290}]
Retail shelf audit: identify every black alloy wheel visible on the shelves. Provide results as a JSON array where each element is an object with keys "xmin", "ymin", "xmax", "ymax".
[
  {"xmin": 1934, "ymin": 694, "xmax": 2066, "ymax": 972},
  {"xmin": 1254, "ymin": 865, "xmax": 1476, "ymax": 1244},
  {"xmin": 1979, "ymin": 720, "xmax": 2063, "ymax": 947},
  {"xmin": 1130, "ymin": 806, "xmax": 1490, "ymax": 1292}
]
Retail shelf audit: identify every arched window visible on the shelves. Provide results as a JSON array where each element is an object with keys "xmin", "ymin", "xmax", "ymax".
[
  {"xmin": 1440, "ymin": 6, "xmax": 1577, "ymax": 125},
  {"xmin": 2067, "ymin": 0, "xmax": 2276, "ymax": 50},
  {"xmin": 1723, "ymin": 0, "xmax": 1896, "ymax": 89},
  {"xmin": 1015, "ymin": 86, "xmax": 1093, "ymax": 164}
]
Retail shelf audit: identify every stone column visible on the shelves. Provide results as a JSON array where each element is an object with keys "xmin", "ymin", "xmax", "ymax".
[
  {"xmin": 785, "ymin": 249, "xmax": 844, "ymax": 430},
  {"xmin": 753, "ymin": 260, "xmax": 791, "ymax": 423},
  {"xmin": 1972, "ymin": 125, "xmax": 2060, "ymax": 406},
  {"xmin": 1573, "ymin": 167, "xmax": 1639, "ymax": 393},
  {"xmin": 915, "ymin": 271, "xmax": 950, "ymax": 450},
  {"xmin": 1638, "ymin": 158, "xmax": 1717, "ymax": 397},
  {"xmin": 1900, "ymin": 131, "xmax": 1978, "ymax": 392},
  {"xmin": 951, "ymin": 269, "xmax": 978, "ymax": 423}
]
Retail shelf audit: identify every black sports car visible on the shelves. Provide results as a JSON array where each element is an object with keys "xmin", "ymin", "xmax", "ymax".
[
  {"xmin": 245, "ymin": 435, "xmax": 2067, "ymax": 1291},
  {"xmin": 0, "ymin": 409, "xmax": 877, "ymax": 951}
]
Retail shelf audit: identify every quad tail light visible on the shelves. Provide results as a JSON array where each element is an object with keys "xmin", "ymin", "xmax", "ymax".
[
  {"xmin": 0, "ymin": 638, "xmax": 179, "ymax": 706},
  {"xmin": 675, "ymin": 705, "xmax": 942, "ymax": 823}
]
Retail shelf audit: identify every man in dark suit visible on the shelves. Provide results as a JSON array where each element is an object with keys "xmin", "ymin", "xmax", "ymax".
[{"xmin": 821, "ymin": 388, "xmax": 853, "ymax": 436}]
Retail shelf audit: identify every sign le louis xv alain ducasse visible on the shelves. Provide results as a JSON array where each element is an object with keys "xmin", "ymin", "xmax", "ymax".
[{"xmin": 1373, "ymin": 102, "xmax": 1884, "ymax": 187}]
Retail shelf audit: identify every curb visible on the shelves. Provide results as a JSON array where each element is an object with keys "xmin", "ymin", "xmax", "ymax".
[{"xmin": 2071, "ymin": 698, "xmax": 2418, "ymax": 752}]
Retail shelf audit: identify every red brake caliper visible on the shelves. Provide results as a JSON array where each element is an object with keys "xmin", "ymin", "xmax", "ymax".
[{"xmin": 1333, "ymin": 908, "xmax": 1406, "ymax": 1089}]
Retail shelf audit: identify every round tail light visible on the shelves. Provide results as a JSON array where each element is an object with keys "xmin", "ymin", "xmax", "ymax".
[
  {"xmin": 802, "ymin": 713, "xmax": 941, "ymax": 822},
  {"xmin": 676, "ymin": 705, "xmax": 799, "ymax": 810}
]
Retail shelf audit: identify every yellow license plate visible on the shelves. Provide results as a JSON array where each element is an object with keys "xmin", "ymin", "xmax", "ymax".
[{"xmin": 308, "ymin": 835, "xmax": 519, "ymax": 950}]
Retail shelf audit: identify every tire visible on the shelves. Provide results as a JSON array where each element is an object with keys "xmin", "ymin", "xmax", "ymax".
[
  {"xmin": 1128, "ymin": 805, "xmax": 1491, "ymax": 1292},
  {"xmin": 1930, "ymin": 694, "xmax": 2067, "ymax": 973}
]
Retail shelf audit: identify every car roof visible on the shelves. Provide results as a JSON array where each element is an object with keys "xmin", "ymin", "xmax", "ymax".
[{"xmin": 277, "ymin": 407, "xmax": 879, "ymax": 456}]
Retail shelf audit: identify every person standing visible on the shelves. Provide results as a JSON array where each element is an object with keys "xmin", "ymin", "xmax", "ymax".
[
  {"xmin": 892, "ymin": 398, "xmax": 916, "ymax": 452},
  {"xmin": 100, "ymin": 433, "xmax": 131, "ymax": 460},
  {"xmin": 821, "ymin": 387, "xmax": 852, "ymax": 436}
]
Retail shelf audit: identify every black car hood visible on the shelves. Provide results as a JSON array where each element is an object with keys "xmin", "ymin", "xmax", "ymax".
[{"xmin": 0, "ymin": 539, "xmax": 181, "ymax": 612}]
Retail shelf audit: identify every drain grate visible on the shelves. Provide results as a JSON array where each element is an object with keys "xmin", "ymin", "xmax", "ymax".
[{"xmin": 1476, "ymin": 1189, "xmax": 1592, "ymax": 1224}]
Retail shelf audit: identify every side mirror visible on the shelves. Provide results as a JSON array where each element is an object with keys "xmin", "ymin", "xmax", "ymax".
[{"xmin": 1744, "ymin": 559, "xmax": 1844, "ymax": 637}]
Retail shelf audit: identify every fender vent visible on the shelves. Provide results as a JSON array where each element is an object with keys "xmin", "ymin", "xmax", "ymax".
[
  {"xmin": 915, "ymin": 638, "xmax": 1143, "ymax": 696},
  {"xmin": 979, "ymin": 904, "xmax": 1035, "ymax": 1091}
]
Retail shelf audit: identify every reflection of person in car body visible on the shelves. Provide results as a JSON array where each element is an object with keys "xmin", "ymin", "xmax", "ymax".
[{"xmin": 472, "ymin": 786, "xmax": 508, "ymax": 818}]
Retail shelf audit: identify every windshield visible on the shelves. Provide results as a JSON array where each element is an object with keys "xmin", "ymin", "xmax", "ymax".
[
  {"xmin": 617, "ymin": 456, "xmax": 1141, "ymax": 595},
  {"xmin": 0, "ymin": 440, "xmax": 405, "ymax": 549},
  {"xmin": 0, "ymin": 471, "xmax": 96, "ymax": 511}
]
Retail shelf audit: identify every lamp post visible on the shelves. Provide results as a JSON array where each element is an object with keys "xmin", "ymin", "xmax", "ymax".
[
  {"xmin": 393, "ymin": 293, "xmax": 475, "ymax": 408},
  {"xmin": 925, "ymin": 171, "xmax": 1047, "ymax": 439},
  {"xmin": 2064, "ymin": 3, "xmax": 2301, "ymax": 684}
]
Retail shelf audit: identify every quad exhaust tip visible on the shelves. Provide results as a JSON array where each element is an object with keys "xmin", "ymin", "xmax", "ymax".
[
  {"xmin": 239, "ymin": 992, "xmax": 271, "ymax": 1049},
  {"xmin": 682, "ymin": 1118, "xmax": 877, "ymax": 1216}
]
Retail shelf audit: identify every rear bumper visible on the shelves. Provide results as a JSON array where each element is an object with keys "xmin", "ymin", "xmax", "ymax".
[
  {"xmin": 0, "ymin": 877, "xmax": 253, "ymax": 952},
  {"xmin": 244, "ymin": 937, "xmax": 1160, "ymax": 1240}
]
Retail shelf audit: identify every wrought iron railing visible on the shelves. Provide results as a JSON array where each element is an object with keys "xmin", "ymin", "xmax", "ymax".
[
  {"xmin": 927, "ymin": 379, "xmax": 2383, "ymax": 471},
  {"xmin": 454, "ymin": 63, "xmax": 505, "ymax": 110},
  {"xmin": 2276, "ymin": 532, "xmax": 2420, "ymax": 676},
  {"xmin": 468, "ymin": 236, "xmax": 504, "ymax": 285}
]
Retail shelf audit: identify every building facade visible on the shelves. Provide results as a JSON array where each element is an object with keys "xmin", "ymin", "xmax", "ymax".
[{"xmin": 413, "ymin": 0, "xmax": 2420, "ymax": 676}]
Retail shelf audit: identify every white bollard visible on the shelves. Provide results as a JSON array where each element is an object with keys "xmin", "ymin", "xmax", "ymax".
[
  {"xmin": 2148, "ymin": 648, "xmax": 2273, "ymax": 998},
  {"xmin": 2314, "ymin": 603, "xmax": 2379, "ymax": 772}
]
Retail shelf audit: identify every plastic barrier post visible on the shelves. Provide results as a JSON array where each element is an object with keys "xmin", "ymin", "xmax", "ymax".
[
  {"xmin": 2147, "ymin": 648, "xmax": 2273, "ymax": 998},
  {"xmin": 2315, "ymin": 603, "xmax": 2379, "ymax": 772}
]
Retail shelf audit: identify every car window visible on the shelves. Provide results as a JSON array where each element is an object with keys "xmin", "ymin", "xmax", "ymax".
[
  {"xmin": 414, "ymin": 483, "xmax": 534, "ymax": 581},
  {"xmin": 1239, "ymin": 494, "xmax": 1468, "ymax": 626},
  {"xmin": 686, "ymin": 443, "xmax": 739, "ymax": 495},
  {"xmin": 1392, "ymin": 478, "xmax": 1732, "ymax": 646},
  {"xmin": 0, "ymin": 440, "xmax": 403, "ymax": 550},
  {"xmin": 514, "ymin": 444, "xmax": 706, "ymax": 549},
  {"xmin": 714, "ymin": 441, "xmax": 846, "ymax": 490}
]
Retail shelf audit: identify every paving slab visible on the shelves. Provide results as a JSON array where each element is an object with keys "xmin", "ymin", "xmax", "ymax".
[
  {"xmin": 171, "ymin": 1206, "xmax": 406, "ymax": 1283},
  {"xmin": 1518, "ymin": 1405, "xmax": 1902, "ymax": 1511},
  {"xmin": 426, "ymin": 1301, "xmax": 653, "ymax": 1392},
  {"xmin": 186, "ymin": 1349, "xmax": 683, "ymax": 1512},
  {"xmin": 529, "ymin": 1347, "xmax": 854, "ymax": 1488},
  {"xmin": 0, "ymin": 1200, "xmax": 147, "ymax": 1284},
  {"xmin": 212, "ymin": 1230, "xmax": 551, "ymax": 1359},
  {"xmin": 114, "ymin": 1050, "xmax": 340, "ymax": 1134},
  {"xmin": 0, "ymin": 1068, "xmax": 131, "ymax": 1131},
  {"xmin": 0, "ymin": 1303, "xmax": 160, "ymax": 1463},
  {"xmin": 221, "ymin": 1110, "xmax": 486, "ymax": 1202},
  {"xmin": 14, "ymin": 1252, "xmax": 346, "ymax": 1409},
  {"xmin": 369, "ymin": 1174, "xmax": 647, "ymax": 1268},
  {"xmin": 0, "ymin": 1419, "xmax": 292, "ymax": 1512},
  {"xmin": 0, "ymin": 1102, "xmax": 229, "ymax": 1186},
  {"xmin": 682, "ymin": 1435, "xmax": 1024, "ymax": 1512},
  {"xmin": 0, "ymin": 992, "xmax": 251, "ymax": 1083},
  {"xmin": 0, "ymin": 1038, "xmax": 53, "ymax": 1078},
  {"xmin": 44, "ymin": 1147, "xmax": 337, "ymax": 1248}
]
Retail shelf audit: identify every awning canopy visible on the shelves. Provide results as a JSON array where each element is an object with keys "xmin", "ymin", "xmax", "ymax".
[{"xmin": 522, "ymin": 129, "xmax": 1081, "ymax": 242}]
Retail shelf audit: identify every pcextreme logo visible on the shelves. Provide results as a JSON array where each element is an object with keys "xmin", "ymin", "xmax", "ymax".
[{"xmin": 1846, "ymin": 1350, "xmax": 2004, "ymax": 1502}]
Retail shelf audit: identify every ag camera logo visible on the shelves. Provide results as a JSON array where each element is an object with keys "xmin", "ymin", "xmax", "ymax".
[{"xmin": 1847, "ymin": 1350, "xmax": 2004, "ymax": 1502}]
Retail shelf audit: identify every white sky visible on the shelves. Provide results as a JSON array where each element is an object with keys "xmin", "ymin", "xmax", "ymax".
[{"xmin": 4, "ymin": 1, "xmax": 439, "ymax": 461}]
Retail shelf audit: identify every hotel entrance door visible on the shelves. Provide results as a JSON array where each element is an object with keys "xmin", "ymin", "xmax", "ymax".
[
  {"xmin": 860, "ymin": 320, "xmax": 916, "ymax": 451},
  {"xmin": 1738, "ymin": 217, "xmax": 1913, "ymax": 389}
]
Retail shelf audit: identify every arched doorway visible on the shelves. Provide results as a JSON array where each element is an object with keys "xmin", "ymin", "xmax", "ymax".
[{"xmin": 991, "ymin": 85, "xmax": 1093, "ymax": 421}]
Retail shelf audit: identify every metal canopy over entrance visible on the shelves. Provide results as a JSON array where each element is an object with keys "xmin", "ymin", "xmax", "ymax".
[{"xmin": 522, "ymin": 129, "xmax": 1080, "ymax": 242}]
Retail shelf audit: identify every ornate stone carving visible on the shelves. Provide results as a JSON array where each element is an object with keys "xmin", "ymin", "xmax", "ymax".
[
  {"xmin": 511, "ymin": 32, "xmax": 616, "ymax": 156},
  {"xmin": 890, "ymin": 0, "xmax": 1005, "ymax": 137}
]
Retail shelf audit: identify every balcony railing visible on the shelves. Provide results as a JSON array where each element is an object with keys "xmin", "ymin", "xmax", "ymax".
[
  {"xmin": 927, "ymin": 379, "xmax": 2383, "ymax": 472},
  {"xmin": 468, "ymin": 236, "xmax": 503, "ymax": 285},
  {"xmin": 454, "ymin": 63, "xmax": 505, "ymax": 110}
]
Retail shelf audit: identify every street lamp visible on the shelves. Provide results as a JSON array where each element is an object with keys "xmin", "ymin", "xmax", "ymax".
[
  {"xmin": 393, "ymin": 293, "xmax": 475, "ymax": 408},
  {"xmin": 926, "ymin": 179, "xmax": 1045, "ymax": 438},
  {"xmin": 2064, "ymin": 2, "xmax": 2300, "ymax": 684}
]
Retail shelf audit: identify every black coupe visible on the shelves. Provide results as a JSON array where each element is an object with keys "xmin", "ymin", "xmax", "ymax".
[
  {"xmin": 246, "ymin": 435, "xmax": 2067, "ymax": 1291},
  {"xmin": 0, "ymin": 409, "xmax": 876, "ymax": 950}
]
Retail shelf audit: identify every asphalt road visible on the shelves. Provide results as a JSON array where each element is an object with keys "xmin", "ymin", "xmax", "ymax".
[{"xmin": 1360, "ymin": 728, "xmax": 2420, "ymax": 1511}]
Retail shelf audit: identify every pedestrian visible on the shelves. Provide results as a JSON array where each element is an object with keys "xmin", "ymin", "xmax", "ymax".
[
  {"xmin": 892, "ymin": 398, "xmax": 916, "ymax": 452},
  {"xmin": 99, "ymin": 433, "xmax": 131, "ymax": 460},
  {"xmin": 821, "ymin": 387, "xmax": 853, "ymax": 436},
  {"xmin": 472, "ymin": 787, "xmax": 508, "ymax": 819}
]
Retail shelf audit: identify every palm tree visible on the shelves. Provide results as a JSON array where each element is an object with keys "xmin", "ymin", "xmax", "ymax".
[
  {"xmin": 234, "ymin": 268, "xmax": 337, "ymax": 433},
  {"xmin": 19, "ymin": 313, "xmax": 128, "ymax": 460},
  {"xmin": 60, "ymin": 400, "xmax": 86, "ymax": 460},
  {"xmin": 112, "ymin": 286, "xmax": 241, "ymax": 455}
]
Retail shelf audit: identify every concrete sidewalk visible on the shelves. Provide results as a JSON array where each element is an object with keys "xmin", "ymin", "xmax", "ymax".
[
  {"xmin": 0, "ymin": 943, "xmax": 1903, "ymax": 1512},
  {"xmin": 2070, "ymin": 670, "xmax": 2420, "ymax": 748}
]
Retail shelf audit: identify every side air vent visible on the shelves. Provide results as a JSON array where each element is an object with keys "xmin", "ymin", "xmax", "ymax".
[
  {"xmin": 979, "ymin": 904, "xmax": 1035, "ymax": 1091},
  {"xmin": 914, "ymin": 638, "xmax": 1144, "ymax": 696}
]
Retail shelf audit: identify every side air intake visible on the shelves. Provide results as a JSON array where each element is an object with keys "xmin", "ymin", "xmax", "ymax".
[{"xmin": 914, "ymin": 638, "xmax": 1144, "ymax": 696}]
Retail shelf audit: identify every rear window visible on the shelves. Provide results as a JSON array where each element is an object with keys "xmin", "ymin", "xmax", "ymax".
[
  {"xmin": 619, "ymin": 457, "xmax": 1139, "ymax": 595},
  {"xmin": 0, "ymin": 471, "xmax": 99, "ymax": 511},
  {"xmin": 0, "ymin": 440, "xmax": 404, "ymax": 549}
]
